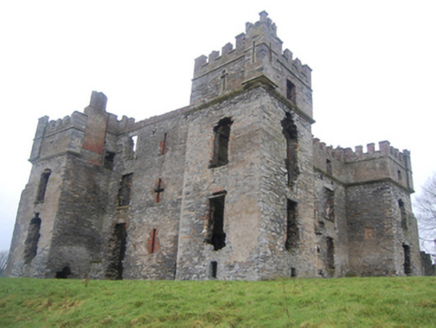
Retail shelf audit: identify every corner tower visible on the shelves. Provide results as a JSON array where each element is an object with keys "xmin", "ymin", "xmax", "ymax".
[{"xmin": 176, "ymin": 12, "xmax": 317, "ymax": 279}]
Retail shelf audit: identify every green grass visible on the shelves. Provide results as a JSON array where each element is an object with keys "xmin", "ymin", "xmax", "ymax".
[{"xmin": 0, "ymin": 277, "xmax": 435, "ymax": 327}]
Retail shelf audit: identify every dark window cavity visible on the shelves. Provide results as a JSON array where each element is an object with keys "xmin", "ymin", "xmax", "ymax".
[
  {"xmin": 106, "ymin": 223, "xmax": 127, "ymax": 280},
  {"xmin": 118, "ymin": 174, "xmax": 133, "ymax": 206},
  {"xmin": 326, "ymin": 159, "xmax": 332, "ymax": 175},
  {"xmin": 403, "ymin": 244, "xmax": 412, "ymax": 276},
  {"xmin": 210, "ymin": 261, "xmax": 218, "ymax": 278},
  {"xmin": 285, "ymin": 199, "xmax": 299, "ymax": 251},
  {"xmin": 286, "ymin": 79, "xmax": 296, "ymax": 104},
  {"xmin": 23, "ymin": 213, "xmax": 42, "ymax": 263},
  {"xmin": 399, "ymin": 199, "xmax": 408, "ymax": 231},
  {"xmin": 205, "ymin": 192, "xmax": 226, "ymax": 251},
  {"xmin": 209, "ymin": 118, "xmax": 233, "ymax": 168},
  {"xmin": 326, "ymin": 237, "xmax": 335, "ymax": 271},
  {"xmin": 281, "ymin": 114, "xmax": 299, "ymax": 186},
  {"xmin": 36, "ymin": 169, "xmax": 51, "ymax": 202},
  {"xmin": 324, "ymin": 188, "xmax": 335, "ymax": 222},
  {"xmin": 104, "ymin": 151, "xmax": 115, "ymax": 170}
]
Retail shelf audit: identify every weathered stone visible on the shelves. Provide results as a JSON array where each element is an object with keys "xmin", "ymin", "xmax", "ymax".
[{"xmin": 6, "ymin": 12, "xmax": 424, "ymax": 280}]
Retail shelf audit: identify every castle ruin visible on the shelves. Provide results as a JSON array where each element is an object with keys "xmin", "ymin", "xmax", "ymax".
[{"xmin": 6, "ymin": 12, "xmax": 422, "ymax": 280}]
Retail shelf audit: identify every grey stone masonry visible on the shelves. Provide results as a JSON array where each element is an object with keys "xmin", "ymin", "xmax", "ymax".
[{"xmin": 6, "ymin": 11, "xmax": 424, "ymax": 279}]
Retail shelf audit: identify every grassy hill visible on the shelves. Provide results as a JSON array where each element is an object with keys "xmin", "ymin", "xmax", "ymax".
[{"xmin": 0, "ymin": 276, "xmax": 435, "ymax": 327}]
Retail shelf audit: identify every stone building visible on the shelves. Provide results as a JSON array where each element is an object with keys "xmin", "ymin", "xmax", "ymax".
[{"xmin": 6, "ymin": 12, "xmax": 422, "ymax": 280}]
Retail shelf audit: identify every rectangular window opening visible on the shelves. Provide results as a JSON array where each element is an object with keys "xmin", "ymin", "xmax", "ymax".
[
  {"xmin": 324, "ymin": 188, "xmax": 335, "ymax": 222},
  {"xmin": 105, "ymin": 223, "xmax": 127, "ymax": 280},
  {"xmin": 104, "ymin": 151, "xmax": 115, "ymax": 170},
  {"xmin": 286, "ymin": 80, "xmax": 296, "ymax": 104},
  {"xmin": 210, "ymin": 261, "xmax": 218, "ymax": 278},
  {"xmin": 403, "ymin": 244, "xmax": 412, "ymax": 276},
  {"xmin": 118, "ymin": 174, "xmax": 133, "ymax": 206},
  {"xmin": 285, "ymin": 199, "xmax": 299, "ymax": 251},
  {"xmin": 36, "ymin": 169, "xmax": 51, "ymax": 202},
  {"xmin": 205, "ymin": 193, "xmax": 226, "ymax": 251},
  {"xmin": 210, "ymin": 118, "xmax": 233, "ymax": 168},
  {"xmin": 326, "ymin": 237, "xmax": 335, "ymax": 271}
]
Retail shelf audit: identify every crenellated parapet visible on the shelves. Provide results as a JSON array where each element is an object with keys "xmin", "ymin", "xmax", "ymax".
[
  {"xmin": 190, "ymin": 11, "xmax": 313, "ymax": 119},
  {"xmin": 313, "ymin": 138, "xmax": 413, "ymax": 191}
]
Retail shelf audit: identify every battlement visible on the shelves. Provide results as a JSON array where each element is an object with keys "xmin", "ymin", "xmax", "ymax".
[
  {"xmin": 190, "ymin": 12, "xmax": 313, "ymax": 118},
  {"xmin": 193, "ymin": 11, "xmax": 311, "ymax": 85},
  {"xmin": 313, "ymin": 138, "xmax": 409, "ymax": 164}
]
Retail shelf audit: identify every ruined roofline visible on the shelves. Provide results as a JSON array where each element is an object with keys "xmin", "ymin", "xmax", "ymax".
[
  {"xmin": 192, "ymin": 11, "xmax": 311, "ymax": 85},
  {"xmin": 313, "ymin": 138, "xmax": 410, "ymax": 165}
]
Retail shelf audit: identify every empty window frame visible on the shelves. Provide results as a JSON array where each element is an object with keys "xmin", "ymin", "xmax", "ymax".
[
  {"xmin": 281, "ymin": 114, "xmax": 299, "ymax": 186},
  {"xmin": 210, "ymin": 261, "xmax": 218, "ymax": 278},
  {"xmin": 36, "ymin": 169, "xmax": 51, "ymax": 202},
  {"xmin": 205, "ymin": 193, "xmax": 226, "ymax": 251},
  {"xmin": 23, "ymin": 213, "xmax": 42, "ymax": 263},
  {"xmin": 399, "ymin": 199, "xmax": 408, "ymax": 231},
  {"xmin": 105, "ymin": 223, "xmax": 127, "ymax": 280},
  {"xmin": 104, "ymin": 151, "xmax": 116, "ymax": 170},
  {"xmin": 285, "ymin": 199, "xmax": 299, "ymax": 251},
  {"xmin": 403, "ymin": 244, "xmax": 412, "ymax": 276},
  {"xmin": 324, "ymin": 188, "xmax": 335, "ymax": 222},
  {"xmin": 326, "ymin": 237, "xmax": 335, "ymax": 270},
  {"xmin": 286, "ymin": 80, "xmax": 296, "ymax": 104},
  {"xmin": 118, "ymin": 174, "xmax": 133, "ymax": 206},
  {"xmin": 209, "ymin": 118, "xmax": 233, "ymax": 168}
]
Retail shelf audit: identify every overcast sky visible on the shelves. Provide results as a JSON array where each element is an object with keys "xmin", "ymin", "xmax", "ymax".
[{"xmin": 1, "ymin": 0, "xmax": 435, "ymax": 252}]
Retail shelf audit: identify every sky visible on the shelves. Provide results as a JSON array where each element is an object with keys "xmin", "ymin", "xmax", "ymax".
[{"xmin": 1, "ymin": 0, "xmax": 435, "ymax": 253}]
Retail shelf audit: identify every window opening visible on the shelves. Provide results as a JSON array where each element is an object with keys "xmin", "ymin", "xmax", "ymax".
[
  {"xmin": 205, "ymin": 193, "xmax": 226, "ymax": 251},
  {"xmin": 220, "ymin": 70, "xmax": 228, "ymax": 91},
  {"xmin": 131, "ymin": 135, "xmax": 138, "ymax": 153},
  {"xmin": 286, "ymin": 80, "xmax": 296, "ymax": 104},
  {"xmin": 55, "ymin": 266, "xmax": 71, "ymax": 279},
  {"xmin": 118, "ymin": 174, "xmax": 133, "ymax": 206},
  {"xmin": 36, "ymin": 169, "xmax": 51, "ymax": 202},
  {"xmin": 105, "ymin": 223, "xmax": 127, "ymax": 280},
  {"xmin": 252, "ymin": 41, "xmax": 256, "ymax": 63},
  {"xmin": 324, "ymin": 188, "xmax": 335, "ymax": 222},
  {"xmin": 399, "ymin": 199, "xmax": 408, "ymax": 231},
  {"xmin": 209, "ymin": 117, "xmax": 233, "ymax": 168},
  {"xmin": 23, "ymin": 213, "xmax": 42, "ymax": 263},
  {"xmin": 148, "ymin": 228, "xmax": 158, "ymax": 254},
  {"xmin": 326, "ymin": 237, "xmax": 335, "ymax": 271},
  {"xmin": 326, "ymin": 159, "xmax": 332, "ymax": 175},
  {"xmin": 281, "ymin": 114, "xmax": 299, "ymax": 186},
  {"xmin": 210, "ymin": 261, "xmax": 218, "ymax": 278},
  {"xmin": 403, "ymin": 244, "xmax": 411, "ymax": 275},
  {"xmin": 397, "ymin": 170, "xmax": 402, "ymax": 181},
  {"xmin": 104, "ymin": 151, "xmax": 115, "ymax": 170},
  {"xmin": 154, "ymin": 178, "xmax": 165, "ymax": 203},
  {"xmin": 285, "ymin": 199, "xmax": 299, "ymax": 250},
  {"xmin": 160, "ymin": 133, "xmax": 168, "ymax": 155},
  {"xmin": 291, "ymin": 267, "xmax": 297, "ymax": 278}
]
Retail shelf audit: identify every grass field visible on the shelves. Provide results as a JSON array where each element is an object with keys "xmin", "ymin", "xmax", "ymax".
[{"xmin": 0, "ymin": 276, "xmax": 435, "ymax": 327}]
